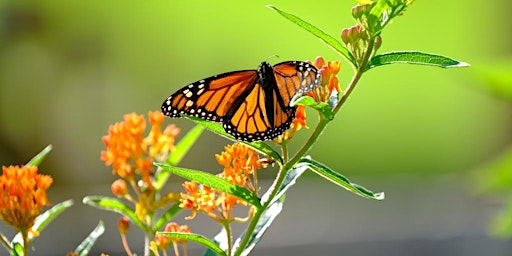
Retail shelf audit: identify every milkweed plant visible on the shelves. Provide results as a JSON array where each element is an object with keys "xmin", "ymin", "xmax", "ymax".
[{"xmin": 0, "ymin": 1, "xmax": 469, "ymax": 255}]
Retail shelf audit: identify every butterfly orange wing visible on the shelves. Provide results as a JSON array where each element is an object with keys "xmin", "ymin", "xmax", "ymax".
[
  {"xmin": 161, "ymin": 70, "xmax": 259, "ymax": 122},
  {"xmin": 272, "ymin": 61, "xmax": 321, "ymax": 111}
]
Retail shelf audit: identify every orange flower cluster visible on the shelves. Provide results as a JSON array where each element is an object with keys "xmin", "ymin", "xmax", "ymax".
[
  {"xmin": 275, "ymin": 56, "xmax": 341, "ymax": 143},
  {"xmin": 180, "ymin": 143, "xmax": 262, "ymax": 221},
  {"xmin": 274, "ymin": 105, "xmax": 308, "ymax": 143},
  {"xmin": 0, "ymin": 165, "xmax": 53, "ymax": 233},
  {"xmin": 309, "ymin": 56, "xmax": 342, "ymax": 103},
  {"xmin": 154, "ymin": 222, "xmax": 191, "ymax": 249},
  {"xmin": 101, "ymin": 111, "xmax": 180, "ymax": 186}
]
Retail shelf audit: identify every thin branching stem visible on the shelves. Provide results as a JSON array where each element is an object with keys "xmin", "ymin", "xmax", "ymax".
[
  {"xmin": 224, "ymin": 222, "xmax": 233, "ymax": 256},
  {"xmin": 281, "ymin": 142, "xmax": 289, "ymax": 163},
  {"xmin": 121, "ymin": 233, "xmax": 134, "ymax": 256},
  {"xmin": 21, "ymin": 229, "xmax": 28, "ymax": 256}
]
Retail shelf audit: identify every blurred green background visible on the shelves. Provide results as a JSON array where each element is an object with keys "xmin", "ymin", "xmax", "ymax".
[{"xmin": 0, "ymin": 0, "xmax": 511, "ymax": 255}]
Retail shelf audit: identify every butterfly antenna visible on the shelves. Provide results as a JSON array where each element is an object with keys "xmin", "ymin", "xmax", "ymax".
[{"xmin": 266, "ymin": 55, "xmax": 280, "ymax": 62}]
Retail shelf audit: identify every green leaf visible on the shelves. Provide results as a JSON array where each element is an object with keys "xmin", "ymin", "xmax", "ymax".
[
  {"xmin": 290, "ymin": 94, "xmax": 316, "ymax": 107},
  {"xmin": 74, "ymin": 221, "xmax": 105, "ymax": 256},
  {"xmin": 159, "ymin": 232, "xmax": 227, "ymax": 256},
  {"xmin": 11, "ymin": 243, "xmax": 23, "ymax": 256},
  {"xmin": 26, "ymin": 144, "xmax": 52, "ymax": 166},
  {"xmin": 291, "ymin": 95, "xmax": 335, "ymax": 120},
  {"xmin": 32, "ymin": 199, "xmax": 73, "ymax": 234},
  {"xmin": 203, "ymin": 228, "xmax": 228, "ymax": 256},
  {"xmin": 155, "ymin": 163, "xmax": 262, "ymax": 210},
  {"xmin": 299, "ymin": 157, "xmax": 384, "ymax": 200},
  {"xmin": 83, "ymin": 196, "xmax": 148, "ymax": 232},
  {"xmin": 184, "ymin": 114, "xmax": 229, "ymax": 138},
  {"xmin": 153, "ymin": 203, "xmax": 182, "ymax": 231},
  {"xmin": 235, "ymin": 163, "xmax": 308, "ymax": 256},
  {"xmin": 367, "ymin": 51, "xmax": 470, "ymax": 70},
  {"xmin": 13, "ymin": 200, "xmax": 74, "ymax": 244},
  {"xmin": 241, "ymin": 141, "xmax": 283, "ymax": 165},
  {"xmin": 155, "ymin": 125, "xmax": 204, "ymax": 190},
  {"xmin": 267, "ymin": 5, "xmax": 357, "ymax": 68},
  {"xmin": 184, "ymin": 115, "xmax": 283, "ymax": 164},
  {"xmin": 267, "ymin": 161, "xmax": 309, "ymax": 204}
]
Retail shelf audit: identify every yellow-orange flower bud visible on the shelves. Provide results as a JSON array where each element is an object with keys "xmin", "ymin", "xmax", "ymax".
[
  {"xmin": 117, "ymin": 216, "xmax": 130, "ymax": 235},
  {"xmin": 111, "ymin": 179, "xmax": 128, "ymax": 197}
]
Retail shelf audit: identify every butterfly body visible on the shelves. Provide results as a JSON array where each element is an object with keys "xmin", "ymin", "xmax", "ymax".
[{"xmin": 161, "ymin": 61, "xmax": 321, "ymax": 142}]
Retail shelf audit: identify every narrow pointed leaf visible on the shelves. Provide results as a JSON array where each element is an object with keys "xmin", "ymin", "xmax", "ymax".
[
  {"xmin": 13, "ymin": 200, "xmax": 73, "ymax": 244},
  {"xmin": 155, "ymin": 125, "xmax": 204, "ymax": 190},
  {"xmin": 83, "ymin": 196, "xmax": 148, "ymax": 232},
  {"xmin": 367, "ymin": 51, "xmax": 470, "ymax": 70},
  {"xmin": 153, "ymin": 203, "xmax": 182, "ymax": 231},
  {"xmin": 291, "ymin": 95, "xmax": 335, "ymax": 120},
  {"xmin": 267, "ymin": 5, "xmax": 356, "ymax": 67},
  {"xmin": 155, "ymin": 163, "xmax": 262, "ymax": 209},
  {"xmin": 268, "ymin": 162, "xmax": 309, "ymax": 203},
  {"xmin": 203, "ymin": 228, "xmax": 228, "ymax": 256},
  {"xmin": 184, "ymin": 115, "xmax": 283, "ymax": 164},
  {"xmin": 33, "ymin": 199, "xmax": 73, "ymax": 233},
  {"xmin": 74, "ymin": 221, "xmax": 105, "ymax": 256},
  {"xmin": 11, "ymin": 243, "xmax": 23, "ymax": 256},
  {"xmin": 299, "ymin": 158, "xmax": 384, "ymax": 200},
  {"xmin": 158, "ymin": 232, "xmax": 227, "ymax": 256},
  {"xmin": 26, "ymin": 144, "xmax": 52, "ymax": 166}
]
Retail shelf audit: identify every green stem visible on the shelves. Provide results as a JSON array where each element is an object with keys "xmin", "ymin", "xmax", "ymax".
[
  {"xmin": 22, "ymin": 229, "xmax": 28, "ymax": 256},
  {"xmin": 223, "ymin": 222, "xmax": 233, "ymax": 256},
  {"xmin": 144, "ymin": 214, "xmax": 156, "ymax": 256},
  {"xmin": 281, "ymin": 141, "xmax": 288, "ymax": 163}
]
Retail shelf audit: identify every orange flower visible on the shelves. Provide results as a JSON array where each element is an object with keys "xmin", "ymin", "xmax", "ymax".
[
  {"xmin": 101, "ymin": 111, "xmax": 180, "ymax": 186},
  {"xmin": 155, "ymin": 222, "xmax": 191, "ymax": 249},
  {"xmin": 307, "ymin": 56, "xmax": 342, "ymax": 103},
  {"xmin": 274, "ymin": 105, "xmax": 308, "ymax": 143},
  {"xmin": 215, "ymin": 143, "xmax": 262, "ymax": 187},
  {"xmin": 0, "ymin": 165, "xmax": 53, "ymax": 233},
  {"xmin": 180, "ymin": 143, "xmax": 262, "ymax": 221}
]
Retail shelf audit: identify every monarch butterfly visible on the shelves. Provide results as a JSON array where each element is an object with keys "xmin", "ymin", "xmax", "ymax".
[{"xmin": 161, "ymin": 61, "xmax": 321, "ymax": 142}]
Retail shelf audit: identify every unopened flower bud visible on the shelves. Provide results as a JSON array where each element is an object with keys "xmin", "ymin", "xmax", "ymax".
[
  {"xmin": 374, "ymin": 36, "xmax": 382, "ymax": 51},
  {"xmin": 111, "ymin": 179, "xmax": 128, "ymax": 197},
  {"xmin": 351, "ymin": 4, "xmax": 364, "ymax": 19},
  {"xmin": 118, "ymin": 216, "xmax": 130, "ymax": 235},
  {"xmin": 341, "ymin": 28, "xmax": 350, "ymax": 45}
]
